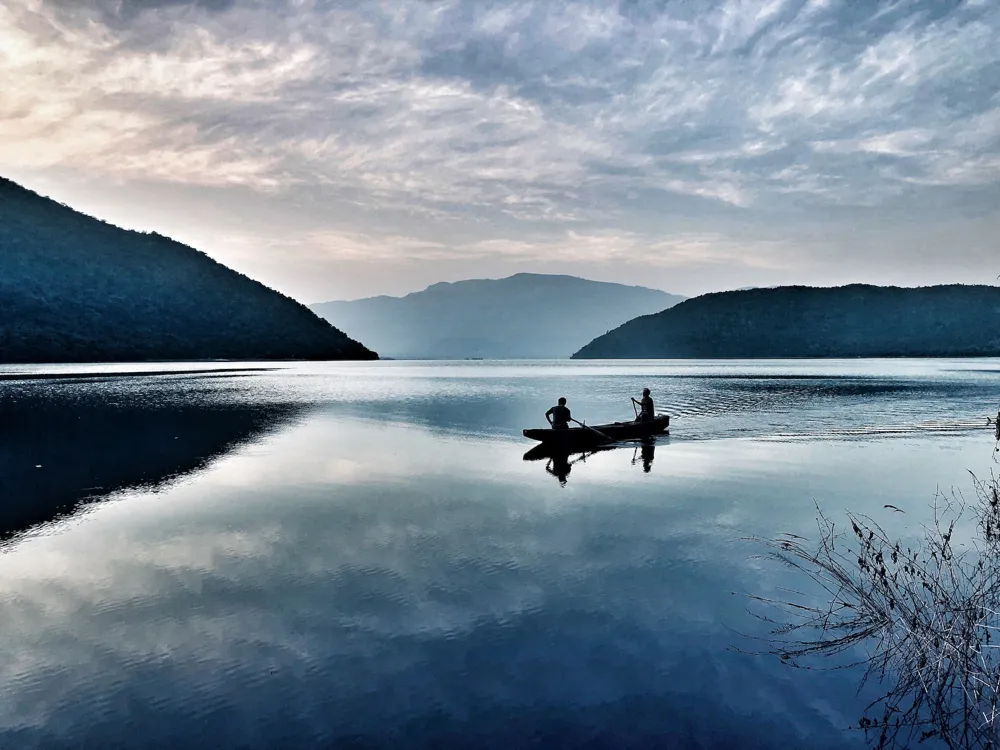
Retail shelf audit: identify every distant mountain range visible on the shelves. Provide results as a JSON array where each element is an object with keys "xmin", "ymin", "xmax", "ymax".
[
  {"xmin": 311, "ymin": 274, "xmax": 684, "ymax": 359},
  {"xmin": 0, "ymin": 177, "xmax": 376, "ymax": 363},
  {"xmin": 573, "ymin": 284, "xmax": 1000, "ymax": 358}
]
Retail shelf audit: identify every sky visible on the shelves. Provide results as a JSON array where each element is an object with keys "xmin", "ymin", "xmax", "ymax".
[{"xmin": 1, "ymin": 0, "xmax": 998, "ymax": 303}]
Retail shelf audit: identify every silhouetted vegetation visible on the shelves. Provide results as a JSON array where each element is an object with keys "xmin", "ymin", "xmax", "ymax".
[
  {"xmin": 0, "ymin": 176, "xmax": 377, "ymax": 362},
  {"xmin": 747, "ymin": 467, "xmax": 1000, "ymax": 748},
  {"xmin": 311, "ymin": 274, "xmax": 684, "ymax": 359},
  {"xmin": 575, "ymin": 285, "xmax": 1000, "ymax": 359}
]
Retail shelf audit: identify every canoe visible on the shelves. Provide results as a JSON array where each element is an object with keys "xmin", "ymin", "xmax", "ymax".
[{"xmin": 522, "ymin": 414, "xmax": 669, "ymax": 451}]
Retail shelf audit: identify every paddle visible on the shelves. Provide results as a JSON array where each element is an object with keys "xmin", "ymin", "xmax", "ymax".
[{"xmin": 571, "ymin": 418, "xmax": 615, "ymax": 443}]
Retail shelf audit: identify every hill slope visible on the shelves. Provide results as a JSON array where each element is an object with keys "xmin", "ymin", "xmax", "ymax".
[
  {"xmin": 0, "ymin": 177, "xmax": 376, "ymax": 362},
  {"xmin": 311, "ymin": 274, "xmax": 684, "ymax": 359},
  {"xmin": 573, "ymin": 284, "xmax": 1000, "ymax": 359}
]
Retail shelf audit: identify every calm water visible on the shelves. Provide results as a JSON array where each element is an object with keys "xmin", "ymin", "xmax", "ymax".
[{"xmin": 1, "ymin": 359, "xmax": 999, "ymax": 748}]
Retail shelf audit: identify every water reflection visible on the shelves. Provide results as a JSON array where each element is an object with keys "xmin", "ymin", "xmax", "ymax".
[
  {"xmin": 1, "ymin": 362, "xmax": 998, "ymax": 748},
  {"xmin": 0, "ymin": 386, "xmax": 304, "ymax": 539},
  {"xmin": 632, "ymin": 441, "xmax": 656, "ymax": 473},
  {"xmin": 748, "ymin": 462, "xmax": 1000, "ymax": 749},
  {"xmin": 523, "ymin": 440, "xmax": 658, "ymax": 484},
  {"xmin": 317, "ymin": 358, "xmax": 1000, "ymax": 443}
]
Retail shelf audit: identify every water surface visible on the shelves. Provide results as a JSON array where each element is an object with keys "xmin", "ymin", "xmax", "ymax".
[{"xmin": 1, "ymin": 359, "xmax": 998, "ymax": 748}]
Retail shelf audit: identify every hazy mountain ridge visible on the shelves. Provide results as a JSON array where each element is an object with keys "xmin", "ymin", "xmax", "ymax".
[
  {"xmin": 0, "ymin": 177, "xmax": 376, "ymax": 363},
  {"xmin": 573, "ymin": 284, "xmax": 1000, "ymax": 359},
  {"xmin": 311, "ymin": 274, "xmax": 685, "ymax": 359}
]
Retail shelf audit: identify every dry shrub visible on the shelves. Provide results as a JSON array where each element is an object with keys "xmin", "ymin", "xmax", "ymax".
[{"xmin": 746, "ymin": 464, "xmax": 1000, "ymax": 749}]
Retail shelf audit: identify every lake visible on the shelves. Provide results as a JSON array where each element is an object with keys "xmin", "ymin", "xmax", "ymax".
[{"xmin": 1, "ymin": 359, "xmax": 998, "ymax": 748}]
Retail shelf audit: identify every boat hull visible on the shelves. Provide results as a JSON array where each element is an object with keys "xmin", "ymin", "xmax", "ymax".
[{"xmin": 522, "ymin": 414, "xmax": 669, "ymax": 451}]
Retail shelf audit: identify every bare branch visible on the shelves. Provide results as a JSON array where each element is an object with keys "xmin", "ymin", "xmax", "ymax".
[{"xmin": 743, "ymin": 471, "xmax": 1000, "ymax": 749}]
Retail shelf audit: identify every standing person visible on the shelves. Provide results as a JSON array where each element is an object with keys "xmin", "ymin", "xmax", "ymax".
[
  {"xmin": 546, "ymin": 397, "xmax": 571, "ymax": 430},
  {"xmin": 632, "ymin": 388, "xmax": 654, "ymax": 422}
]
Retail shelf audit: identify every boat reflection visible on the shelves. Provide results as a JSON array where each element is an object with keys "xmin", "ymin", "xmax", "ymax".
[{"xmin": 523, "ymin": 439, "xmax": 661, "ymax": 485}]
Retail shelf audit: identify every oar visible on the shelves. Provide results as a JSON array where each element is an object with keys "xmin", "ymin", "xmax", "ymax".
[{"xmin": 571, "ymin": 418, "xmax": 615, "ymax": 443}]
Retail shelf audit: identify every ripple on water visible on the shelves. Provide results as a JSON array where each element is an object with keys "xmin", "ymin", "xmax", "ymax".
[{"xmin": 1, "ymin": 360, "xmax": 998, "ymax": 748}]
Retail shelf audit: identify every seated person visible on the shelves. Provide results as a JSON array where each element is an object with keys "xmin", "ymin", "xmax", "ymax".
[
  {"xmin": 546, "ymin": 397, "xmax": 571, "ymax": 429},
  {"xmin": 632, "ymin": 388, "xmax": 654, "ymax": 422}
]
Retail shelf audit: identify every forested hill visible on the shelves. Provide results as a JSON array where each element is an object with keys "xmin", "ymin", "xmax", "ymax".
[
  {"xmin": 573, "ymin": 284, "xmax": 1000, "ymax": 359},
  {"xmin": 0, "ymin": 177, "xmax": 376, "ymax": 363},
  {"xmin": 311, "ymin": 274, "xmax": 684, "ymax": 359}
]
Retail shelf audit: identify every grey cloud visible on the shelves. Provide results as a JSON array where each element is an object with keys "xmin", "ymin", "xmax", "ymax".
[
  {"xmin": 42, "ymin": 0, "xmax": 237, "ymax": 17},
  {"xmin": 26, "ymin": 0, "xmax": 1000, "ymax": 210},
  {"xmin": 2, "ymin": 0, "xmax": 999, "ymax": 300}
]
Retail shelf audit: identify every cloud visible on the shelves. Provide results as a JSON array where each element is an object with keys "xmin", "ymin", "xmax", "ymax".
[
  {"xmin": 215, "ymin": 226, "xmax": 797, "ymax": 278},
  {"xmin": 463, "ymin": 231, "xmax": 794, "ymax": 270},
  {"xmin": 38, "ymin": 0, "xmax": 238, "ymax": 25},
  {"xmin": 222, "ymin": 230, "xmax": 455, "ymax": 264},
  {"xmin": 1, "ymin": 0, "xmax": 998, "ymax": 298}
]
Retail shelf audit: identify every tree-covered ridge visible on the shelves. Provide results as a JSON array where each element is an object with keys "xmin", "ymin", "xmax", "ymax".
[
  {"xmin": 0, "ymin": 177, "xmax": 376, "ymax": 363},
  {"xmin": 573, "ymin": 284, "xmax": 1000, "ymax": 359}
]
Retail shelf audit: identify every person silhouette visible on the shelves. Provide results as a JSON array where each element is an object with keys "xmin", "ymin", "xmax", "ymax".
[
  {"xmin": 546, "ymin": 452, "xmax": 572, "ymax": 485},
  {"xmin": 641, "ymin": 441, "xmax": 655, "ymax": 472},
  {"xmin": 546, "ymin": 397, "xmax": 571, "ymax": 430},
  {"xmin": 632, "ymin": 388, "xmax": 654, "ymax": 422},
  {"xmin": 631, "ymin": 441, "xmax": 655, "ymax": 473}
]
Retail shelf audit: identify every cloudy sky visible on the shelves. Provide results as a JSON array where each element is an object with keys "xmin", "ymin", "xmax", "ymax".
[{"xmin": 2, "ymin": 0, "xmax": 998, "ymax": 302}]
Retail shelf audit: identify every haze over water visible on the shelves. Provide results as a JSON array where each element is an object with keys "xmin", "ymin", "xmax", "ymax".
[{"xmin": 1, "ymin": 359, "xmax": 998, "ymax": 748}]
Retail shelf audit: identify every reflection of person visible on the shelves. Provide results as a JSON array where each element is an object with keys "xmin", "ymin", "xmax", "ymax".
[
  {"xmin": 641, "ymin": 442, "xmax": 654, "ymax": 473},
  {"xmin": 632, "ymin": 388, "xmax": 654, "ymax": 422},
  {"xmin": 546, "ymin": 453, "xmax": 571, "ymax": 485},
  {"xmin": 632, "ymin": 441, "xmax": 655, "ymax": 473},
  {"xmin": 546, "ymin": 397, "xmax": 571, "ymax": 429}
]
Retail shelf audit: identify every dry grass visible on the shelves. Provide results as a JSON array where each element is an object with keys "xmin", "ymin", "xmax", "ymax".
[{"xmin": 745, "ymin": 437, "xmax": 1000, "ymax": 748}]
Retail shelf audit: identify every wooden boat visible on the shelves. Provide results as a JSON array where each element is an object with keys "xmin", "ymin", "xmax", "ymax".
[{"xmin": 522, "ymin": 414, "xmax": 669, "ymax": 451}]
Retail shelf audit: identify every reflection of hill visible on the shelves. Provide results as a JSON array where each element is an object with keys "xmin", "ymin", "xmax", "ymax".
[{"xmin": 0, "ymin": 393, "xmax": 303, "ymax": 538}]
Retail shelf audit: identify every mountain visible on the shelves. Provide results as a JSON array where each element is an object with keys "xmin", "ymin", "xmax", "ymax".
[
  {"xmin": 573, "ymin": 284, "xmax": 1000, "ymax": 359},
  {"xmin": 311, "ymin": 274, "xmax": 684, "ymax": 359},
  {"xmin": 0, "ymin": 177, "xmax": 376, "ymax": 363}
]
